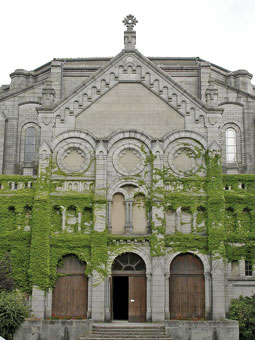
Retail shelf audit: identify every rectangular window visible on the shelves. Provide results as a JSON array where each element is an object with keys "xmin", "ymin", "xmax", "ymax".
[{"xmin": 245, "ymin": 260, "xmax": 253, "ymax": 276}]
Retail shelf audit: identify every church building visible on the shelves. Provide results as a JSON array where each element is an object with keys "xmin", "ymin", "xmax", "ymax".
[{"xmin": 0, "ymin": 15, "xmax": 254, "ymax": 335}]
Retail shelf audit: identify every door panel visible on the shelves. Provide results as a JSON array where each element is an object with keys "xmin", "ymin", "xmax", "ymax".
[
  {"xmin": 169, "ymin": 274, "xmax": 205, "ymax": 319},
  {"xmin": 52, "ymin": 275, "xmax": 88, "ymax": 318},
  {"xmin": 128, "ymin": 276, "xmax": 146, "ymax": 322}
]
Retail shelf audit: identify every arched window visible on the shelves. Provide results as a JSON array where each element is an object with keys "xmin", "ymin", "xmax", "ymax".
[
  {"xmin": 226, "ymin": 128, "xmax": 236, "ymax": 163},
  {"xmin": 25, "ymin": 127, "xmax": 35, "ymax": 162},
  {"xmin": 111, "ymin": 193, "xmax": 125, "ymax": 234}
]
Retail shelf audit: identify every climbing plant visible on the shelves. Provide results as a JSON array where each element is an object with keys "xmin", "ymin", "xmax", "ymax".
[{"xmin": 1, "ymin": 144, "xmax": 255, "ymax": 292}]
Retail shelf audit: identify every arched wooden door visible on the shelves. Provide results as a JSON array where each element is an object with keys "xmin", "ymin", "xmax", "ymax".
[
  {"xmin": 52, "ymin": 255, "xmax": 88, "ymax": 318},
  {"xmin": 169, "ymin": 253, "xmax": 205, "ymax": 319},
  {"xmin": 111, "ymin": 253, "xmax": 146, "ymax": 322}
]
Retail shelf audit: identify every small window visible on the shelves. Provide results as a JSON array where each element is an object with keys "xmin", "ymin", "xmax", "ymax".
[
  {"xmin": 245, "ymin": 260, "xmax": 253, "ymax": 276},
  {"xmin": 226, "ymin": 128, "xmax": 236, "ymax": 163},
  {"xmin": 25, "ymin": 127, "xmax": 36, "ymax": 162}
]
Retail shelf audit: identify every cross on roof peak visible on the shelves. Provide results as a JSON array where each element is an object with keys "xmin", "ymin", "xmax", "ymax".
[{"xmin": 123, "ymin": 14, "xmax": 138, "ymax": 31}]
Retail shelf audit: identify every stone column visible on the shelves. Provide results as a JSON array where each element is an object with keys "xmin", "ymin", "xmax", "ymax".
[
  {"xmin": 0, "ymin": 112, "xmax": 7, "ymax": 174},
  {"xmin": 91, "ymin": 141, "xmax": 108, "ymax": 321},
  {"xmin": 165, "ymin": 272, "xmax": 170, "ymax": 320},
  {"xmin": 151, "ymin": 257, "xmax": 165, "ymax": 322},
  {"xmin": 30, "ymin": 148, "xmax": 51, "ymax": 318},
  {"xmin": 211, "ymin": 259, "xmax": 226, "ymax": 319},
  {"xmin": 125, "ymin": 200, "xmax": 133, "ymax": 233},
  {"xmin": 204, "ymin": 272, "xmax": 212, "ymax": 319},
  {"xmin": 107, "ymin": 201, "xmax": 112, "ymax": 232},
  {"xmin": 91, "ymin": 273, "xmax": 106, "ymax": 321},
  {"xmin": 105, "ymin": 277, "xmax": 111, "ymax": 321},
  {"xmin": 87, "ymin": 275, "xmax": 92, "ymax": 319},
  {"xmin": 31, "ymin": 286, "xmax": 45, "ymax": 319},
  {"xmin": 146, "ymin": 273, "xmax": 152, "ymax": 321}
]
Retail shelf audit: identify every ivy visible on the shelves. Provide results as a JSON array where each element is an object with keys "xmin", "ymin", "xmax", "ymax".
[{"xmin": 1, "ymin": 146, "xmax": 255, "ymax": 293}]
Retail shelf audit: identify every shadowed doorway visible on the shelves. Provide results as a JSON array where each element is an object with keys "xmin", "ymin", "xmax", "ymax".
[
  {"xmin": 111, "ymin": 253, "xmax": 146, "ymax": 322},
  {"xmin": 113, "ymin": 276, "xmax": 128, "ymax": 320}
]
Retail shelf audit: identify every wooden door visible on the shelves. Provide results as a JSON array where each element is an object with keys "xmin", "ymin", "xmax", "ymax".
[
  {"xmin": 128, "ymin": 276, "xmax": 146, "ymax": 322},
  {"xmin": 169, "ymin": 253, "xmax": 205, "ymax": 319},
  {"xmin": 52, "ymin": 255, "xmax": 88, "ymax": 318},
  {"xmin": 52, "ymin": 275, "xmax": 88, "ymax": 318}
]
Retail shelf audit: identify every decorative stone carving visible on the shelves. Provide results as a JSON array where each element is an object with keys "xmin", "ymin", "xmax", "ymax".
[
  {"xmin": 167, "ymin": 138, "xmax": 205, "ymax": 177},
  {"xmin": 123, "ymin": 14, "xmax": 138, "ymax": 30},
  {"xmin": 63, "ymin": 148, "xmax": 85, "ymax": 170},
  {"xmin": 205, "ymin": 80, "xmax": 218, "ymax": 107},
  {"xmin": 123, "ymin": 14, "xmax": 138, "ymax": 50},
  {"xmin": 113, "ymin": 146, "xmax": 144, "ymax": 176},
  {"xmin": 41, "ymin": 81, "xmax": 55, "ymax": 108},
  {"xmin": 56, "ymin": 144, "xmax": 91, "ymax": 175}
]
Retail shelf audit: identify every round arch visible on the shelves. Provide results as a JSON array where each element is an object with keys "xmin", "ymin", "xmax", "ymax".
[
  {"xmin": 107, "ymin": 178, "xmax": 148, "ymax": 200},
  {"xmin": 52, "ymin": 254, "xmax": 88, "ymax": 319},
  {"xmin": 168, "ymin": 252, "xmax": 205, "ymax": 320},
  {"xmin": 109, "ymin": 251, "xmax": 149, "ymax": 322},
  {"xmin": 108, "ymin": 247, "xmax": 151, "ymax": 275}
]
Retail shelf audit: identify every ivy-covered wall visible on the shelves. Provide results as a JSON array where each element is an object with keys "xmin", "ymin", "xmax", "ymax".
[{"xmin": 1, "ymin": 152, "xmax": 255, "ymax": 293}]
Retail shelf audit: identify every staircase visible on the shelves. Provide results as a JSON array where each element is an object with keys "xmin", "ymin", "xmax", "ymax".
[{"xmin": 79, "ymin": 323, "xmax": 172, "ymax": 340}]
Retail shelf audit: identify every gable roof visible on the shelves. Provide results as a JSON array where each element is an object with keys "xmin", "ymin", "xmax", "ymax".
[{"xmin": 37, "ymin": 49, "xmax": 223, "ymax": 120}]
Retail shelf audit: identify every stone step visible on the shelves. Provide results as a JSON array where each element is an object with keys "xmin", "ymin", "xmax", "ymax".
[
  {"xmin": 80, "ymin": 338, "xmax": 172, "ymax": 340},
  {"xmin": 90, "ymin": 330, "xmax": 166, "ymax": 334},
  {"xmin": 85, "ymin": 335, "xmax": 169, "ymax": 338},
  {"xmin": 92, "ymin": 327, "xmax": 165, "ymax": 330},
  {"xmin": 79, "ymin": 324, "xmax": 172, "ymax": 340}
]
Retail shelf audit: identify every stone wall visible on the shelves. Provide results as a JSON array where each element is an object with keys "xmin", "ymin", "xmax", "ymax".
[
  {"xmin": 165, "ymin": 320, "xmax": 239, "ymax": 340},
  {"xmin": 13, "ymin": 320, "xmax": 92, "ymax": 340}
]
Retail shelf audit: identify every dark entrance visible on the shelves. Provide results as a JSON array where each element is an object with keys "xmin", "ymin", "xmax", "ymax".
[
  {"xmin": 169, "ymin": 253, "xmax": 205, "ymax": 319},
  {"xmin": 113, "ymin": 276, "xmax": 128, "ymax": 320},
  {"xmin": 52, "ymin": 255, "xmax": 88, "ymax": 318},
  {"xmin": 111, "ymin": 253, "xmax": 146, "ymax": 322}
]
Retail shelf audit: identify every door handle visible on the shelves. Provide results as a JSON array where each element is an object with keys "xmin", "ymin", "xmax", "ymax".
[{"xmin": 130, "ymin": 299, "xmax": 134, "ymax": 302}]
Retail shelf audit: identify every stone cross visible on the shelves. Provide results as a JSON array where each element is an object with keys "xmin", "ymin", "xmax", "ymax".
[
  {"xmin": 123, "ymin": 14, "xmax": 138, "ymax": 31},
  {"xmin": 123, "ymin": 14, "xmax": 138, "ymax": 51}
]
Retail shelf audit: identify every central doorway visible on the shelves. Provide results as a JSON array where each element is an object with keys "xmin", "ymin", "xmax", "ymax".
[{"xmin": 111, "ymin": 253, "xmax": 146, "ymax": 322}]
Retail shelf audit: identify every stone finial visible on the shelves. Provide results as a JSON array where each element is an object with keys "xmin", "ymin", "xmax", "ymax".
[
  {"xmin": 123, "ymin": 14, "xmax": 138, "ymax": 51},
  {"xmin": 123, "ymin": 14, "xmax": 138, "ymax": 30},
  {"xmin": 41, "ymin": 81, "xmax": 55, "ymax": 108},
  {"xmin": 205, "ymin": 80, "xmax": 218, "ymax": 107}
]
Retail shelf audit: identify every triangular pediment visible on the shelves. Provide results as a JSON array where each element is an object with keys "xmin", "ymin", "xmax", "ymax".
[
  {"xmin": 48, "ymin": 50, "xmax": 214, "ymax": 134},
  {"xmin": 76, "ymin": 82, "xmax": 185, "ymax": 138}
]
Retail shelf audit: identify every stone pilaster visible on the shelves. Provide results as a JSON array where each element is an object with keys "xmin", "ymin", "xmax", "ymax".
[{"xmin": 151, "ymin": 257, "xmax": 165, "ymax": 322}]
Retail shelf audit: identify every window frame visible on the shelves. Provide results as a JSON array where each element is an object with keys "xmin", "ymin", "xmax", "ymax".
[
  {"xmin": 226, "ymin": 127, "xmax": 237, "ymax": 163},
  {"xmin": 24, "ymin": 126, "xmax": 36, "ymax": 162}
]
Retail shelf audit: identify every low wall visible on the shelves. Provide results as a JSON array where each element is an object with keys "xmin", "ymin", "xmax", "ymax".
[
  {"xmin": 13, "ymin": 319, "xmax": 92, "ymax": 340},
  {"xmin": 165, "ymin": 320, "xmax": 239, "ymax": 340}
]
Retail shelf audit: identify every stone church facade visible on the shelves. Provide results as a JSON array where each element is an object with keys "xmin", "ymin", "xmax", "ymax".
[{"xmin": 0, "ymin": 15, "xmax": 254, "ymax": 329}]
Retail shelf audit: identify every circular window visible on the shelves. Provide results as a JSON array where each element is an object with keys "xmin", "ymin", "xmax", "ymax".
[
  {"xmin": 57, "ymin": 144, "xmax": 91, "ymax": 174},
  {"xmin": 113, "ymin": 146, "xmax": 145, "ymax": 176},
  {"xmin": 167, "ymin": 140, "xmax": 205, "ymax": 177}
]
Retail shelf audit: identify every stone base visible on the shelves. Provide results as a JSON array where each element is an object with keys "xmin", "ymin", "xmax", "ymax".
[
  {"xmin": 165, "ymin": 320, "xmax": 239, "ymax": 340},
  {"xmin": 13, "ymin": 320, "xmax": 92, "ymax": 340}
]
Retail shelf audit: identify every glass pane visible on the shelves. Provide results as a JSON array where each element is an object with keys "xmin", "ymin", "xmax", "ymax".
[
  {"xmin": 25, "ymin": 127, "xmax": 35, "ymax": 162},
  {"xmin": 226, "ymin": 128, "xmax": 236, "ymax": 163},
  {"xmin": 27, "ymin": 127, "xmax": 35, "ymax": 137},
  {"xmin": 226, "ymin": 129, "xmax": 235, "ymax": 138},
  {"xmin": 25, "ymin": 152, "xmax": 34, "ymax": 162},
  {"xmin": 227, "ymin": 146, "xmax": 236, "ymax": 153},
  {"xmin": 227, "ymin": 153, "xmax": 236, "ymax": 162},
  {"xmin": 112, "ymin": 260, "xmax": 122, "ymax": 271}
]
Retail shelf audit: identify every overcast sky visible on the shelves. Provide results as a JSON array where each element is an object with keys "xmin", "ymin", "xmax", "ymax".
[{"xmin": 0, "ymin": 0, "xmax": 254, "ymax": 85}]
